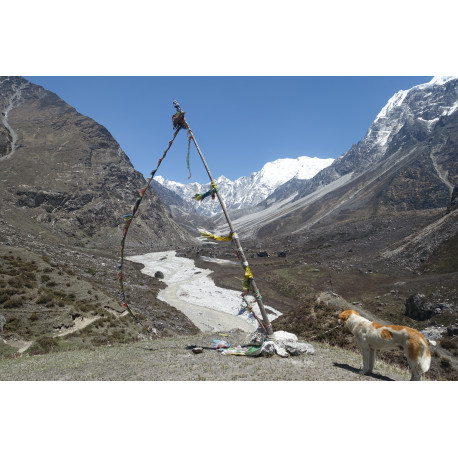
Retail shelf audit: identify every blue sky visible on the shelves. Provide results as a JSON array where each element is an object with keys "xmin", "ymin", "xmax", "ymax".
[{"xmin": 26, "ymin": 76, "xmax": 432, "ymax": 183}]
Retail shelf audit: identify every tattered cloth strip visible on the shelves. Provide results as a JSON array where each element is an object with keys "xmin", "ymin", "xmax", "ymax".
[
  {"xmin": 117, "ymin": 126, "xmax": 182, "ymax": 328},
  {"xmin": 186, "ymin": 130, "xmax": 192, "ymax": 179},
  {"xmin": 192, "ymin": 181, "xmax": 218, "ymax": 202},
  {"xmin": 200, "ymin": 231, "xmax": 234, "ymax": 242}
]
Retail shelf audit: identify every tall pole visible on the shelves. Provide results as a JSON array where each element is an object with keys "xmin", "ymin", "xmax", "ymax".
[{"xmin": 173, "ymin": 100, "xmax": 274, "ymax": 337}]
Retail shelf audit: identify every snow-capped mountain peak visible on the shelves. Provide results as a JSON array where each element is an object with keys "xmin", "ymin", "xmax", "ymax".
[{"xmin": 155, "ymin": 155, "xmax": 334, "ymax": 217}]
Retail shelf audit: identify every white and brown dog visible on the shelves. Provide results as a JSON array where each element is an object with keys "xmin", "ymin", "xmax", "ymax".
[{"xmin": 338, "ymin": 310, "xmax": 431, "ymax": 381}]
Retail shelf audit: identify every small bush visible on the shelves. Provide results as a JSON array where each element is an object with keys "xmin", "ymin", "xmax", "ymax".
[
  {"xmin": 4, "ymin": 317, "xmax": 20, "ymax": 332},
  {"xmin": 91, "ymin": 336, "xmax": 109, "ymax": 346},
  {"xmin": 8, "ymin": 277, "xmax": 24, "ymax": 288},
  {"xmin": 37, "ymin": 293, "xmax": 54, "ymax": 305},
  {"xmin": 440, "ymin": 338, "xmax": 458, "ymax": 350},
  {"xmin": 29, "ymin": 312, "xmax": 39, "ymax": 322},
  {"xmin": 3, "ymin": 298, "xmax": 22, "ymax": 309},
  {"xmin": 41, "ymin": 275, "xmax": 51, "ymax": 283},
  {"xmin": 440, "ymin": 357, "xmax": 452, "ymax": 370},
  {"xmin": 30, "ymin": 336, "xmax": 59, "ymax": 354}
]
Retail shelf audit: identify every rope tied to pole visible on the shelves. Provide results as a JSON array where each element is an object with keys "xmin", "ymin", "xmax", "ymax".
[{"xmin": 117, "ymin": 125, "xmax": 183, "ymax": 330}]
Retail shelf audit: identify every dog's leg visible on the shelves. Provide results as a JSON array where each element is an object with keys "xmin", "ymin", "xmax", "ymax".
[
  {"xmin": 407, "ymin": 358, "xmax": 422, "ymax": 381},
  {"xmin": 368, "ymin": 348, "xmax": 377, "ymax": 373},
  {"xmin": 358, "ymin": 343, "xmax": 371, "ymax": 375}
]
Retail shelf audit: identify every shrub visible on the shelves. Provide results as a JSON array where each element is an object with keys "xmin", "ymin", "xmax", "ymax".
[
  {"xmin": 440, "ymin": 338, "xmax": 458, "ymax": 350},
  {"xmin": 4, "ymin": 317, "xmax": 20, "ymax": 332},
  {"xmin": 91, "ymin": 336, "xmax": 109, "ymax": 346},
  {"xmin": 36, "ymin": 293, "xmax": 54, "ymax": 305},
  {"xmin": 30, "ymin": 336, "xmax": 59, "ymax": 354},
  {"xmin": 41, "ymin": 274, "xmax": 51, "ymax": 283},
  {"xmin": 8, "ymin": 277, "xmax": 24, "ymax": 288},
  {"xmin": 3, "ymin": 298, "xmax": 22, "ymax": 309},
  {"xmin": 29, "ymin": 312, "xmax": 39, "ymax": 322},
  {"xmin": 440, "ymin": 357, "xmax": 452, "ymax": 370}
]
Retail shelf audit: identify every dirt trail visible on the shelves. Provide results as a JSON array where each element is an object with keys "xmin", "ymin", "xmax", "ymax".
[{"xmin": 54, "ymin": 316, "xmax": 100, "ymax": 337}]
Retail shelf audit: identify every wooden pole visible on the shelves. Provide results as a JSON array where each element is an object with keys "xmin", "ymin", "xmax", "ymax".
[{"xmin": 173, "ymin": 100, "xmax": 274, "ymax": 336}]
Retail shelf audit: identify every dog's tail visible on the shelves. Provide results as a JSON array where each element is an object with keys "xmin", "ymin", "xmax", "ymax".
[
  {"xmin": 417, "ymin": 333, "xmax": 431, "ymax": 374},
  {"xmin": 408, "ymin": 330, "xmax": 431, "ymax": 375},
  {"xmin": 419, "ymin": 342, "xmax": 431, "ymax": 374}
]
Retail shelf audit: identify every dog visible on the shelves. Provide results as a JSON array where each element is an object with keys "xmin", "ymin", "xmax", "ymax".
[{"xmin": 338, "ymin": 309, "xmax": 431, "ymax": 381}]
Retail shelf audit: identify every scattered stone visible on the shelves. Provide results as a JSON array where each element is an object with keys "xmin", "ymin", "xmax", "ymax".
[
  {"xmin": 282, "ymin": 342, "xmax": 315, "ymax": 356},
  {"xmin": 154, "ymin": 271, "xmax": 164, "ymax": 279},
  {"xmin": 257, "ymin": 251, "xmax": 269, "ymax": 257},
  {"xmin": 421, "ymin": 326, "xmax": 446, "ymax": 341},
  {"xmin": 192, "ymin": 347, "xmax": 203, "ymax": 354}
]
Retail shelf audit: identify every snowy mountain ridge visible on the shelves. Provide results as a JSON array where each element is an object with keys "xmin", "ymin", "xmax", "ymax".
[
  {"xmin": 215, "ymin": 75, "xmax": 458, "ymax": 239},
  {"xmin": 155, "ymin": 156, "xmax": 334, "ymax": 217}
]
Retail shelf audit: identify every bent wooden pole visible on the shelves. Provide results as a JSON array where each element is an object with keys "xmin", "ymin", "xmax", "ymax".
[{"xmin": 173, "ymin": 100, "xmax": 274, "ymax": 336}]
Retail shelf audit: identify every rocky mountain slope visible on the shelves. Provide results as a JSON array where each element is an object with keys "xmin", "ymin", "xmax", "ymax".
[
  {"xmin": 220, "ymin": 77, "xmax": 457, "ymax": 245},
  {"xmin": 0, "ymin": 76, "xmax": 193, "ymax": 251}
]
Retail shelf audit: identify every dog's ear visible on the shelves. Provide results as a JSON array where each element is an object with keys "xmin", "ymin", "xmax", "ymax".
[{"xmin": 338, "ymin": 310, "xmax": 359, "ymax": 322}]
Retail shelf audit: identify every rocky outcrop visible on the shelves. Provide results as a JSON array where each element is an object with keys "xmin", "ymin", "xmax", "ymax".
[{"xmin": 405, "ymin": 293, "xmax": 437, "ymax": 321}]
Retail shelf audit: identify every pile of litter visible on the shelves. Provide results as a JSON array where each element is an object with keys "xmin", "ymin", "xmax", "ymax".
[{"xmin": 188, "ymin": 330, "xmax": 314, "ymax": 358}]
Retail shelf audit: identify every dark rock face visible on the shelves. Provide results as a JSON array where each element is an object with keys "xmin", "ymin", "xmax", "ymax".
[
  {"xmin": 0, "ymin": 76, "xmax": 194, "ymax": 250},
  {"xmin": 405, "ymin": 293, "xmax": 437, "ymax": 321}
]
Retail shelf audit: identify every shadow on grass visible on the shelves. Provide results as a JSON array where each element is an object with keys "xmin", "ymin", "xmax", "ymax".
[{"xmin": 333, "ymin": 362, "xmax": 395, "ymax": 381}]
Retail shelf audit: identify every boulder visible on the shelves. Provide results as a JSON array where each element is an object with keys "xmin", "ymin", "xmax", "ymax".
[
  {"xmin": 405, "ymin": 293, "xmax": 436, "ymax": 321},
  {"xmin": 154, "ymin": 271, "xmax": 164, "ymax": 279}
]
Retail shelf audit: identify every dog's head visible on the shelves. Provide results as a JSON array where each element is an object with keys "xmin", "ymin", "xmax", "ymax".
[{"xmin": 338, "ymin": 309, "xmax": 360, "ymax": 325}]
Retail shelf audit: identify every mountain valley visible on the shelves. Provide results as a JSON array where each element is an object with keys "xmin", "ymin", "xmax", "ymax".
[{"xmin": 1, "ymin": 76, "xmax": 457, "ymax": 380}]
